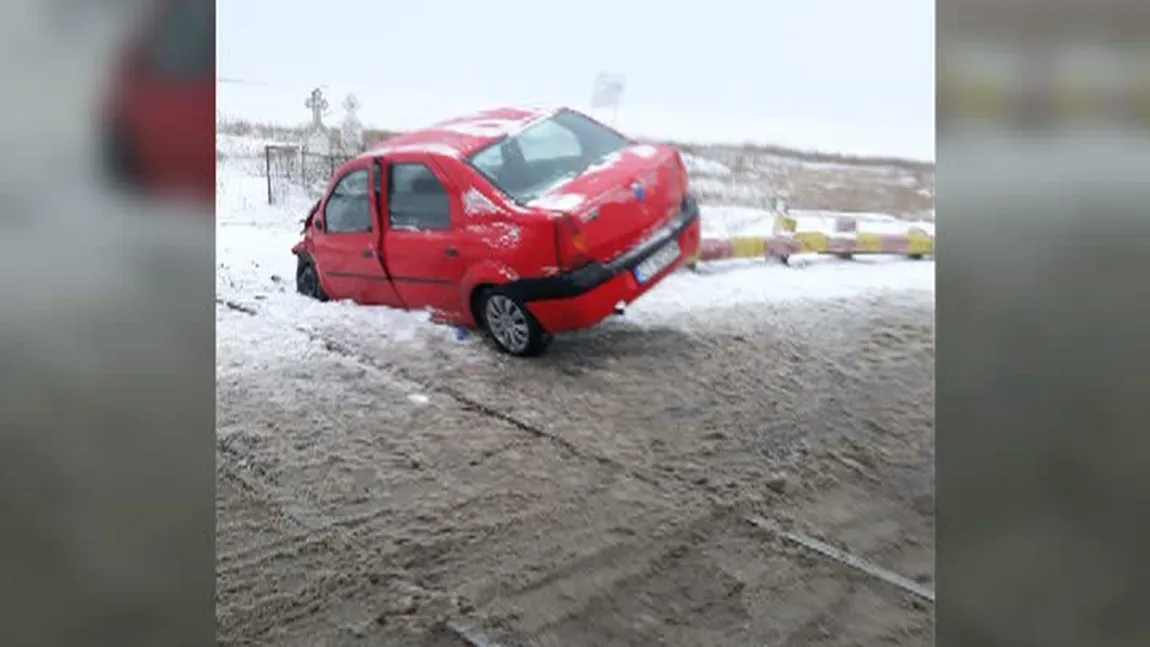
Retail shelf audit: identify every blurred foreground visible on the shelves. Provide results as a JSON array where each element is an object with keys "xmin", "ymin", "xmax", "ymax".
[
  {"xmin": 940, "ymin": 2, "xmax": 1150, "ymax": 646},
  {"xmin": 0, "ymin": 1, "xmax": 215, "ymax": 645}
]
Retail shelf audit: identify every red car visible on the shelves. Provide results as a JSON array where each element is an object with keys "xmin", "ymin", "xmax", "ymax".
[
  {"xmin": 291, "ymin": 107, "xmax": 701, "ymax": 356},
  {"xmin": 100, "ymin": 0, "xmax": 215, "ymax": 203}
]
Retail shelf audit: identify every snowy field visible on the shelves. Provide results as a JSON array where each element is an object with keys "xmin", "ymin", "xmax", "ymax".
[{"xmin": 216, "ymin": 134, "xmax": 936, "ymax": 647}]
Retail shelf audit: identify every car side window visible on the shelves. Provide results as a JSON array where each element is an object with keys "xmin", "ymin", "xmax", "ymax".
[
  {"xmin": 324, "ymin": 169, "xmax": 372, "ymax": 233},
  {"xmin": 516, "ymin": 120, "xmax": 582, "ymax": 162},
  {"xmin": 388, "ymin": 163, "xmax": 451, "ymax": 230}
]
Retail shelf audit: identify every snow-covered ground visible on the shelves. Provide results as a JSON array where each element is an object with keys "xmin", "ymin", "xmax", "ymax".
[
  {"xmin": 699, "ymin": 205, "xmax": 935, "ymax": 239},
  {"xmin": 217, "ymin": 135, "xmax": 934, "ymax": 356},
  {"xmin": 680, "ymin": 153, "xmax": 733, "ymax": 178}
]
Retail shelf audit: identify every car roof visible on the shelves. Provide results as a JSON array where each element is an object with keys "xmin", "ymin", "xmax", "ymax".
[{"xmin": 358, "ymin": 105, "xmax": 563, "ymax": 160}]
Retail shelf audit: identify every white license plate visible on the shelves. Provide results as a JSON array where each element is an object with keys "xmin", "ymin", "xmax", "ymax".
[{"xmin": 633, "ymin": 240, "xmax": 681, "ymax": 284}]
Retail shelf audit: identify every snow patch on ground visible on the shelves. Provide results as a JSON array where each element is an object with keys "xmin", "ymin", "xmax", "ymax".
[
  {"xmin": 700, "ymin": 205, "xmax": 782, "ymax": 238},
  {"xmin": 701, "ymin": 205, "xmax": 935, "ymax": 239},
  {"xmin": 216, "ymin": 220, "xmax": 434, "ymax": 341},
  {"xmin": 629, "ymin": 256, "xmax": 934, "ymax": 324},
  {"xmin": 681, "ymin": 153, "xmax": 732, "ymax": 177},
  {"xmin": 216, "ymin": 162, "xmax": 314, "ymax": 227},
  {"xmin": 216, "ymin": 157, "xmax": 439, "ymax": 355},
  {"xmin": 217, "ymin": 133, "xmax": 295, "ymax": 158}
]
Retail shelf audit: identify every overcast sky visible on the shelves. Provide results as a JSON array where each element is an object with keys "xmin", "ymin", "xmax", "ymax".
[{"xmin": 218, "ymin": 0, "xmax": 935, "ymax": 159}]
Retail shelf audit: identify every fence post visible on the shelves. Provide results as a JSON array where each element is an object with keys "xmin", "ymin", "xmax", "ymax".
[
  {"xmin": 265, "ymin": 145, "xmax": 273, "ymax": 205},
  {"xmin": 301, "ymin": 149, "xmax": 307, "ymax": 191}
]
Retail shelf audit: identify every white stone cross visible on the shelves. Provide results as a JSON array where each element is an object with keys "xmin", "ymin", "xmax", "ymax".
[
  {"xmin": 305, "ymin": 88, "xmax": 329, "ymax": 128},
  {"xmin": 342, "ymin": 93, "xmax": 360, "ymax": 115}
]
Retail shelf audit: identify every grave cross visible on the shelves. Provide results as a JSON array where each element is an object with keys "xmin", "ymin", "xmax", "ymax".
[
  {"xmin": 342, "ymin": 93, "xmax": 360, "ymax": 114},
  {"xmin": 305, "ymin": 88, "xmax": 329, "ymax": 128}
]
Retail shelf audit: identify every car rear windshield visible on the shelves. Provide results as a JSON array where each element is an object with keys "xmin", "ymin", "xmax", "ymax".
[{"xmin": 466, "ymin": 110, "xmax": 631, "ymax": 205}]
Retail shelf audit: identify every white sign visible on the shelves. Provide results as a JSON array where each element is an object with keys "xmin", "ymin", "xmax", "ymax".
[{"xmin": 591, "ymin": 73, "xmax": 626, "ymax": 109}]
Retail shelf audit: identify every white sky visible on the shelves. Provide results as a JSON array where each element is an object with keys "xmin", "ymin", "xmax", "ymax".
[{"xmin": 218, "ymin": 0, "xmax": 935, "ymax": 160}]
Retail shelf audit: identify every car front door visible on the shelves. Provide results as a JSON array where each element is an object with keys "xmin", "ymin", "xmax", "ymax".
[
  {"xmin": 310, "ymin": 161, "xmax": 403, "ymax": 306},
  {"xmin": 379, "ymin": 153, "xmax": 466, "ymax": 317}
]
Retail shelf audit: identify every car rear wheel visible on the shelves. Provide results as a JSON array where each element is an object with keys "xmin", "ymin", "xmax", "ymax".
[
  {"xmin": 479, "ymin": 289, "xmax": 551, "ymax": 357},
  {"xmin": 296, "ymin": 255, "xmax": 329, "ymax": 301}
]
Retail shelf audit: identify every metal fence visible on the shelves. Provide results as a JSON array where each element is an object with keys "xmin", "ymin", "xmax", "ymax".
[{"xmin": 264, "ymin": 145, "xmax": 356, "ymax": 205}]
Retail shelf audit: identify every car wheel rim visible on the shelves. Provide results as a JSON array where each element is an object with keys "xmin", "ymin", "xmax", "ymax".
[{"xmin": 485, "ymin": 295, "xmax": 530, "ymax": 353}]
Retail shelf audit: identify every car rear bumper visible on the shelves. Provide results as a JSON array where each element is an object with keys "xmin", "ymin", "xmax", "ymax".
[{"xmin": 507, "ymin": 195, "xmax": 702, "ymax": 332}]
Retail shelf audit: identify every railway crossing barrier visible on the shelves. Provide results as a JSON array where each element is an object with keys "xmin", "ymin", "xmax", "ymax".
[{"xmin": 688, "ymin": 213, "xmax": 934, "ymax": 268}]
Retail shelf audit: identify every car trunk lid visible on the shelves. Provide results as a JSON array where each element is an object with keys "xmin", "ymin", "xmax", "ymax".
[{"xmin": 530, "ymin": 143, "xmax": 688, "ymax": 265}]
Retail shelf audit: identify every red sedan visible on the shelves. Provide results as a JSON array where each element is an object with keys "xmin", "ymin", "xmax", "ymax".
[
  {"xmin": 291, "ymin": 107, "xmax": 701, "ymax": 356},
  {"xmin": 100, "ymin": 0, "xmax": 214, "ymax": 203}
]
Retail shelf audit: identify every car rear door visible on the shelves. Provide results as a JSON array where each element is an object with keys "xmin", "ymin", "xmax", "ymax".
[
  {"xmin": 379, "ymin": 153, "xmax": 466, "ymax": 317},
  {"xmin": 310, "ymin": 160, "xmax": 403, "ymax": 306}
]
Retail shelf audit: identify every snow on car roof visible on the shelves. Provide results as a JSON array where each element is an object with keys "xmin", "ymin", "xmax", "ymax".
[{"xmin": 358, "ymin": 106, "xmax": 559, "ymax": 160}]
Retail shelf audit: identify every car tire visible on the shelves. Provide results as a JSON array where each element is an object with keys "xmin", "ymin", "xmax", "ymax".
[
  {"xmin": 477, "ymin": 288, "xmax": 551, "ymax": 357},
  {"xmin": 296, "ymin": 255, "xmax": 329, "ymax": 301}
]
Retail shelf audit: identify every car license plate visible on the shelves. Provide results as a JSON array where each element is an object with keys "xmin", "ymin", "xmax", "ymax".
[{"xmin": 633, "ymin": 240, "xmax": 681, "ymax": 284}]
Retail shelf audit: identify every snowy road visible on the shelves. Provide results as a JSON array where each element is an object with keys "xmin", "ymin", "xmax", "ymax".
[{"xmin": 215, "ymin": 152, "xmax": 935, "ymax": 646}]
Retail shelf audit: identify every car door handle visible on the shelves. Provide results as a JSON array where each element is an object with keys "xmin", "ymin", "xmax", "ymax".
[
  {"xmin": 361, "ymin": 249, "xmax": 375, "ymax": 258},
  {"xmin": 444, "ymin": 246, "xmax": 459, "ymax": 257}
]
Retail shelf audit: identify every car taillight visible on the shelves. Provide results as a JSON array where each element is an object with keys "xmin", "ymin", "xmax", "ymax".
[{"xmin": 555, "ymin": 213, "xmax": 591, "ymax": 270}]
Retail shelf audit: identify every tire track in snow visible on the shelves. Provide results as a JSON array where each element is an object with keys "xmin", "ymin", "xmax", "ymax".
[
  {"xmin": 217, "ymin": 298, "xmax": 712, "ymax": 496},
  {"xmin": 217, "ymin": 299, "xmax": 776, "ymax": 642},
  {"xmin": 218, "ymin": 298, "xmax": 708, "ymax": 642},
  {"xmin": 216, "ymin": 432, "xmax": 442, "ymax": 639},
  {"xmin": 216, "ymin": 295, "xmax": 934, "ymax": 646}
]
